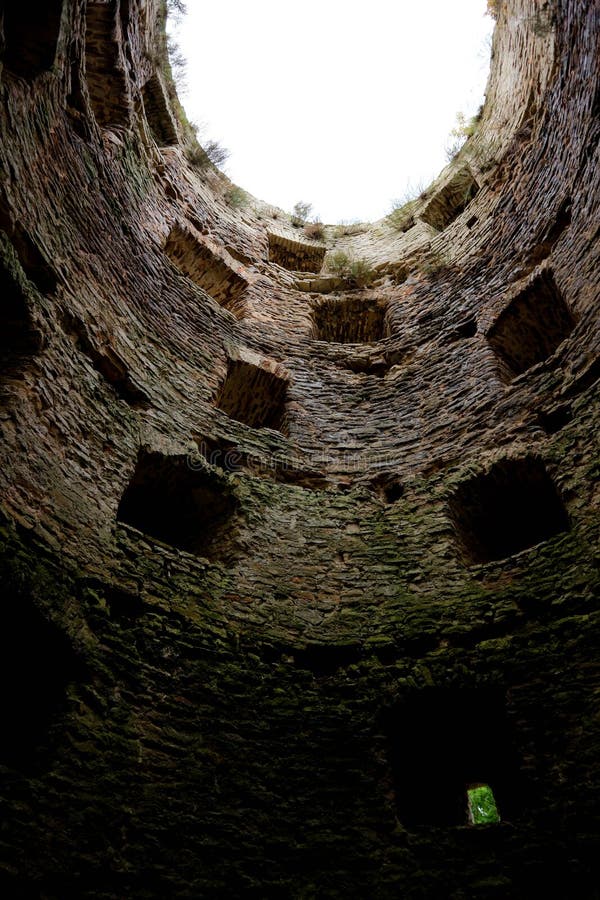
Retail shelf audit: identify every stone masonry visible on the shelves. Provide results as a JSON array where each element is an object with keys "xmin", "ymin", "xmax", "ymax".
[{"xmin": 0, "ymin": 0, "xmax": 599, "ymax": 896}]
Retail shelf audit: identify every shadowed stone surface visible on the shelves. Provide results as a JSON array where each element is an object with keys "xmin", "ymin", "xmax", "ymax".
[
  {"xmin": 142, "ymin": 73, "xmax": 178, "ymax": 146},
  {"xmin": 268, "ymin": 230, "xmax": 327, "ymax": 272},
  {"xmin": 0, "ymin": 0, "xmax": 63, "ymax": 80},
  {"xmin": 311, "ymin": 294, "xmax": 389, "ymax": 344},
  {"xmin": 118, "ymin": 450, "xmax": 240, "ymax": 561},
  {"xmin": 419, "ymin": 165, "xmax": 480, "ymax": 231},
  {"xmin": 216, "ymin": 357, "xmax": 288, "ymax": 431},
  {"xmin": 164, "ymin": 224, "xmax": 248, "ymax": 317},
  {"xmin": 487, "ymin": 268, "xmax": 577, "ymax": 378}
]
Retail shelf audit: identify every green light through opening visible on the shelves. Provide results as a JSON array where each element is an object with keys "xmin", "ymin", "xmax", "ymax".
[{"xmin": 467, "ymin": 783, "xmax": 500, "ymax": 825}]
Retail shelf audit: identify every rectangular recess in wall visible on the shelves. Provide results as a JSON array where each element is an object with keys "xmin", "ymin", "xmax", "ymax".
[
  {"xmin": 385, "ymin": 688, "xmax": 519, "ymax": 828},
  {"xmin": 164, "ymin": 225, "xmax": 248, "ymax": 318},
  {"xmin": 142, "ymin": 73, "xmax": 178, "ymax": 146},
  {"xmin": 216, "ymin": 359, "xmax": 288, "ymax": 432},
  {"xmin": 85, "ymin": 0, "xmax": 131, "ymax": 128},
  {"xmin": 0, "ymin": 221, "xmax": 57, "ymax": 295},
  {"xmin": 0, "ymin": 589, "xmax": 81, "ymax": 770},
  {"xmin": 311, "ymin": 295, "xmax": 388, "ymax": 344},
  {"xmin": 0, "ymin": 259, "xmax": 41, "ymax": 370},
  {"xmin": 0, "ymin": 231, "xmax": 46, "ymax": 375},
  {"xmin": 1, "ymin": 0, "xmax": 62, "ymax": 80},
  {"xmin": 268, "ymin": 232, "xmax": 326, "ymax": 273},
  {"xmin": 487, "ymin": 270, "xmax": 576, "ymax": 378},
  {"xmin": 61, "ymin": 311, "xmax": 150, "ymax": 408},
  {"xmin": 419, "ymin": 166, "xmax": 479, "ymax": 231},
  {"xmin": 448, "ymin": 456, "xmax": 569, "ymax": 564},
  {"xmin": 118, "ymin": 451, "xmax": 239, "ymax": 561}
]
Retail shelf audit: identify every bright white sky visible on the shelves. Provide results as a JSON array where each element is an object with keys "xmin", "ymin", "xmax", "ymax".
[{"xmin": 170, "ymin": 1, "xmax": 494, "ymax": 223}]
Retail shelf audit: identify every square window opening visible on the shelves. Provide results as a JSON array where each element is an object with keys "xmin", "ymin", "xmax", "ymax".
[
  {"xmin": 385, "ymin": 688, "xmax": 520, "ymax": 828},
  {"xmin": 215, "ymin": 360, "xmax": 288, "ymax": 432},
  {"xmin": 448, "ymin": 456, "xmax": 569, "ymax": 564},
  {"xmin": 487, "ymin": 270, "xmax": 576, "ymax": 379},
  {"xmin": 312, "ymin": 296, "xmax": 388, "ymax": 344}
]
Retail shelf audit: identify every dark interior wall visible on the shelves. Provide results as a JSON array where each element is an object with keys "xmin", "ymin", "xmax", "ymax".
[
  {"xmin": 0, "ymin": 0, "xmax": 599, "ymax": 897},
  {"xmin": 0, "ymin": 0, "xmax": 63, "ymax": 79},
  {"xmin": 0, "ymin": 524, "xmax": 598, "ymax": 899}
]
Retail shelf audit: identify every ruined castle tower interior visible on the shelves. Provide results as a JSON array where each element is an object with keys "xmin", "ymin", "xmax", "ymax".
[{"xmin": 0, "ymin": 0, "xmax": 599, "ymax": 897}]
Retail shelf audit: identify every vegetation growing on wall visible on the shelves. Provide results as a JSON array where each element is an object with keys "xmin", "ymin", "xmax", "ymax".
[
  {"xmin": 387, "ymin": 201, "xmax": 416, "ymax": 232},
  {"xmin": 325, "ymin": 251, "xmax": 375, "ymax": 288},
  {"xmin": 445, "ymin": 109, "xmax": 482, "ymax": 161},
  {"xmin": 290, "ymin": 203, "xmax": 325, "ymax": 240},
  {"xmin": 291, "ymin": 201, "xmax": 313, "ymax": 227},
  {"xmin": 333, "ymin": 220, "xmax": 367, "ymax": 237},
  {"xmin": 303, "ymin": 221, "xmax": 325, "ymax": 241},
  {"xmin": 161, "ymin": 1, "xmax": 231, "ymax": 174},
  {"xmin": 385, "ymin": 181, "xmax": 430, "ymax": 232},
  {"xmin": 224, "ymin": 186, "xmax": 249, "ymax": 209}
]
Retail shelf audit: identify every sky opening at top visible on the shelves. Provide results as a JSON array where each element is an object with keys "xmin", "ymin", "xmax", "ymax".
[{"xmin": 169, "ymin": 0, "xmax": 494, "ymax": 223}]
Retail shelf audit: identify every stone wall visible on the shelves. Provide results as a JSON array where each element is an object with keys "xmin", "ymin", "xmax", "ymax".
[{"xmin": 0, "ymin": 0, "xmax": 598, "ymax": 896}]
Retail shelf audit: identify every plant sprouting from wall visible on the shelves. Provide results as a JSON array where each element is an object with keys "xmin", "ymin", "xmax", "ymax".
[
  {"xmin": 290, "ymin": 203, "xmax": 325, "ymax": 239},
  {"xmin": 386, "ymin": 180, "xmax": 430, "ymax": 232},
  {"xmin": 326, "ymin": 251, "xmax": 375, "ymax": 288},
  {"xmin": 167, "ymin": 34, "xmax": 187, "ymax": 93},
  {"xmin": 184, "ymin": 121, "xmax": 231, "ymax": 172},
  {"xmin": 387, "ymin": 200, "xmax": 414, "ymax": 232},
  {"xmin": 203, "ymin": 140, "xmax": 230, "ymax": 169},
  {"xmin": 167, "ymin": 0, "xmax": 187, "ymax": 17},
  {"xmin": 164, "ymin": 1, "xmax": 189, "ymax": 93},
  {"xmin": 291, "ymin": 202, "xmax": 313, "ymax": 227},
  {"xmin": 333, "ymin": 220, "xmax": 366, "ymax": 237},
  {"xmin": 224, "ymin": 186, "xmax": 249, "ymax": 209},
  {"xmin": 303, "ymin": 221, "xmax": 325, "ymax": 241},
  {"xmin": 445, "ymin": 109, "xmax": 482, "ymax": 161}
]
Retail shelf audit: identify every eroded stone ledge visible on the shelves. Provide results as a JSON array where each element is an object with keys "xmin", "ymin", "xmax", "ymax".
[
  {"xmin": 267, "ymin": 231, "xmax": 327, "ymax": 272},
  {"xmin": 164, "ymin": 224, "xmax": 249, "ymax": 317}
]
